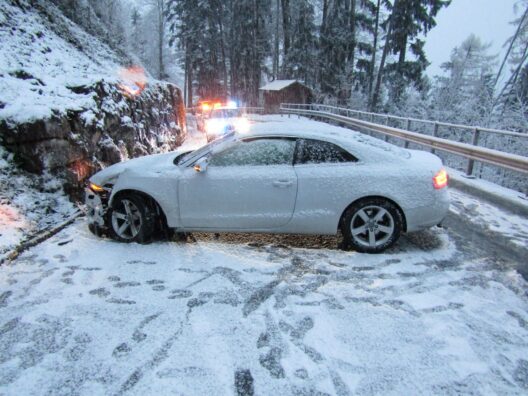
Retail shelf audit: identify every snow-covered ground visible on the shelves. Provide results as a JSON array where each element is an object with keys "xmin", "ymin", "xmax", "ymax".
[
  {"xmin": 0, "ymin": 147, "xmax": 76, "ymax": 261},
  {"xmin": 450, "ymin": 188, "xmax": 528, "ymax": 249},
  {"xmin": 0, "ymin": 216, "xmax": 527, "ymax": 395}
]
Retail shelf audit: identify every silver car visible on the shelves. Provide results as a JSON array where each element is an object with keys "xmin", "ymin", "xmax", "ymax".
[{"xmin": 86, "ymin": 121, "xmax": 449, "ymax": 253}]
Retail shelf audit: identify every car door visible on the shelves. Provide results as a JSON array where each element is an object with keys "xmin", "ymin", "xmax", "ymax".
[
  {"xmin": 178, "ymin": 137, "xmax": 298, "ymax": 230},
  {"xmin": 292, "ymin": 138, "xmax": 360, "ymax": 233}
]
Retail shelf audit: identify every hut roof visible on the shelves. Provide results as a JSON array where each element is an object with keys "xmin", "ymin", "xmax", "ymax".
[{"xmin": 259, "ymin": 79, "xmax": 307, "ymax": 91}]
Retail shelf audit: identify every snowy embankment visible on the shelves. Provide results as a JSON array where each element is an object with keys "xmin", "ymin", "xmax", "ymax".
[
  {"xmin": 0, "ymin": 0, "xmax": 185, "ymax": 258},
  {"xmin": 0, "ymin": 0, "xmax": 122, "ymax": 124},
  {"xmin": 0, "ymin": 146, "xmax": 76, "ymax": 262},
  {"xmin": 0, "ymin": 112, "xmax": 206, "ymax": 263},
  {"xmin": 0, "ymin": 0, "xmax": 185, "ymax": 186}
]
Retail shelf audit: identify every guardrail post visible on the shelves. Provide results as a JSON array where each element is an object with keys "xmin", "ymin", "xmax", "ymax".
[
  {"xmin": 404, "ymin": 119, "xmax": 411, "ymax": 148},
  {"xmin": 384, "ymin": 116, "xmax": 389, "ymax": 142},
  {"xmin": 465, "ymin": 128, "xmax": 480, "ymax": 177},
  {"xmin": 431, "ymin": 122, "xmax": 439, "ymax": 154}
]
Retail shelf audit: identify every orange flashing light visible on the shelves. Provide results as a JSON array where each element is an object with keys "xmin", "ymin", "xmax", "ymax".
[
  {"xmin": 117, "ymin": 65, "xmax": 147, "ymax": 98},
  {"xmin": 433, "ymin": 169, "xmax": 448, "ymax": 189},
  {"xmin": 89, "ymin": 182, "xmax": 105, "ymax": 193}
]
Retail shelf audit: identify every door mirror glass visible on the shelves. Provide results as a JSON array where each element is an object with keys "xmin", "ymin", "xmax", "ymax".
[{"xmin": 194, "ymin": 157, "xmax": 209, "ymax": 173}]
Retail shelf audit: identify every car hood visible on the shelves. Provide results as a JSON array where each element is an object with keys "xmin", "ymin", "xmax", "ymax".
[{"xmin": 89, "ymin": 151, "xmax": 183, "ymax": 186}]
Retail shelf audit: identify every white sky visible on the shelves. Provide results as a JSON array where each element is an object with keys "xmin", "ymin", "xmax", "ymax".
[{"xmin": 424, "ymin": 0, "xmax": 520, "ymax": 77}]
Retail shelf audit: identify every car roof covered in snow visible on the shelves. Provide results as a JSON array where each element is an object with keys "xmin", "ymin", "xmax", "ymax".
[{"xmin": 243, "ymin": 117, "xmax": 411, "ymax": 160}]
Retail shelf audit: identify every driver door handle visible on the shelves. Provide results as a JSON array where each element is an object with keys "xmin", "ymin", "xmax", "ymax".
[{"xmin": 272, "ymin": 180, "xmax": 293, "ymax": 188}]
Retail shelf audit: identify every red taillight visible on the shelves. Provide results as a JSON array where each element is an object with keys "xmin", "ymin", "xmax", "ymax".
[{"xmin": 433, "ymin": 169, "xmax": 448, "ymax": 189}]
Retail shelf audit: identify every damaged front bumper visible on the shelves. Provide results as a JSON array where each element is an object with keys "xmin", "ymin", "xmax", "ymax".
[{"xmin": 85, "ymin": 187, "xmax": 109, "ymax": 233}]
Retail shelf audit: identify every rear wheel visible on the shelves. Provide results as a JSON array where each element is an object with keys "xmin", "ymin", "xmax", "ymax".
[
  {"xmin": 341, "ymin": 198, "xmax": 403, "ymax": 253},
  {"xmin": 108, "ymin": 194, "xmax": 155, "ymax": 243}
]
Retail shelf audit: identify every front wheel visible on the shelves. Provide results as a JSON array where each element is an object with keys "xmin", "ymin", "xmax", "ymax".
[
  {"xmin": 341, "ymin": 198, "xmax": 403, "ymax": 253},
  {"xmin": 108, "ymin": 194, "xmax": 155, "ymax": 243}
]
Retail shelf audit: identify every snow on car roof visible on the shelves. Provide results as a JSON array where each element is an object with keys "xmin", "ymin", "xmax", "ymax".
[{"xmin": 245, "ymin": 116, "xmax": 411, "ymax": 160}]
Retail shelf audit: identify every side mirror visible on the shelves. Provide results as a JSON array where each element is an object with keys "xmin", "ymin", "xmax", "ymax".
[{"xmin": 193, "ymin": 157, "xmax": 209, "ymax": 173}]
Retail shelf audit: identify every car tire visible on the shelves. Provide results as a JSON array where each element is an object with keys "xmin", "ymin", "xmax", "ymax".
[
  {"xmin": 88, "ymin": 223, "xmax": 105, "ymax": 237},
  {"xmin": 108, "ymin": 194, "xmax": 155, "ymax": 243},
  {"xmin": 341, "ymin": 198, "xmax": 403, "ymax": 253}
]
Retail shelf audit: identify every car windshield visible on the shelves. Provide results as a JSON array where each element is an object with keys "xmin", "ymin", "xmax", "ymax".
[{"xmin": 176, "ymin": 134, "xmax": 236, "ymax": 165}]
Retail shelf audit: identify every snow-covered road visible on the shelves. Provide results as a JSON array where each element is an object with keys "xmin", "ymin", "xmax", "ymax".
[{"xmin": 1, "ymin": 207, "xmax": 527, "ymax": 395}]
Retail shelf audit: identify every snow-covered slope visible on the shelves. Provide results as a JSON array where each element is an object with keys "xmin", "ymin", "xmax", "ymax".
[
  {"xmin": 0, "ymin": 0, "xmax": 185, "ymax": 255},
  {"xmin": 0, "ymin": 146, "xmax": 76, "ymax": 261},
  {"xmin": 0, "ymin": 0, "xmax": 185, "ymax": 189},
  {"xmin": 0, "ymin": 0, "xmax": 126, "ymax": 125}
]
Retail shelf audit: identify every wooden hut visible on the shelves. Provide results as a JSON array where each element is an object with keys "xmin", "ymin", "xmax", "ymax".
[{"xmin": 259, "ymin": 80, "xmax": 312, "ymax": 113}]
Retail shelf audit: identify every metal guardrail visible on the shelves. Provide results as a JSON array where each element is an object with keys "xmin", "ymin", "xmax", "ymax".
[
  {"xmin": 242, "ymin": 107, "xmax": 266, "ymax": 114},
  {"xmin": 321, "ymin": 106, "xmax": 527, "ymax": 138},
  {"xmin": 280, "ymin": 103, "xmax": 528, "ymax": 175}
]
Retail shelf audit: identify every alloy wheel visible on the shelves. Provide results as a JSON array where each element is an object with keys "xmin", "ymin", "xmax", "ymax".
[
  {"xmin": 111, "ymin": 199, "xmax": 143, "ymax": 240},
  {"xmin": 350, "ymin": 205, "xmax": 395, "ymax": 248}
]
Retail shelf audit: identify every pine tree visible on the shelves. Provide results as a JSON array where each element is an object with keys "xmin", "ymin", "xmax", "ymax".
[
  {"xmin": 353, "ymin": 0, "xmax": 380, "ymax": 97},
  {"xmin": 166, "ymin": 0, "xmax": 270, "ymax": 105},
  {"xmin": 316, "ymin": 0, "xmax": 385, "ymax": 104},
  {"xmin": 154, "ymin": 0, "xmax": 167, "ymax": 80},
  {"xmin": 495, "ymin": 1, "xmax": 528, "ymax": 119},
  {"xmin": 283, "ymin": 1, "xmax": 317, "ymax": 85},
  {"xmin": 431, "ymin": 34, "xmax": 496, "ymax": 125},
  {"xmin": 229, "ymin": 0, "xmax": 271, "ymax": 105},
  {"xmin": 366, "ymin": 0, "xmax": 382, "ymax": 103},
  {"xmin": 319, "ymin": 0, "xmax": 352, "ymax": 99},
  {"xmin": 167, "ymin": 0, "xmax": 229, "ymax": 103},
  {"xmin": 371, "ymin": 0, "xmax": 450, "ymax": 110}
]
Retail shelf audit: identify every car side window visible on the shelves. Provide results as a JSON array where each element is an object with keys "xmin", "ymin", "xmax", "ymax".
[
  {"xmin": 209, "ymin": 138, "xmax": 296, "ymax": 167},
  {"xmin": 296, "ymin": 139, "xmax": 358, "ymax": 164}
]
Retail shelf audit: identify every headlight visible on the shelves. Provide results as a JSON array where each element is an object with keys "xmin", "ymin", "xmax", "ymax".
[
  {"xmin": 89, "ymin": 182, "xmax": 105, "ymax": 193},
  {"xmin": 88, "ymin": 182, "xmax": 112, "ymax": 194}
]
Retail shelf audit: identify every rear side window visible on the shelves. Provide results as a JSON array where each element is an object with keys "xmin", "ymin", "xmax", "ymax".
[{"xmin": 296, "ymin": 139, "xmax": 358, "ymax": 164}]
